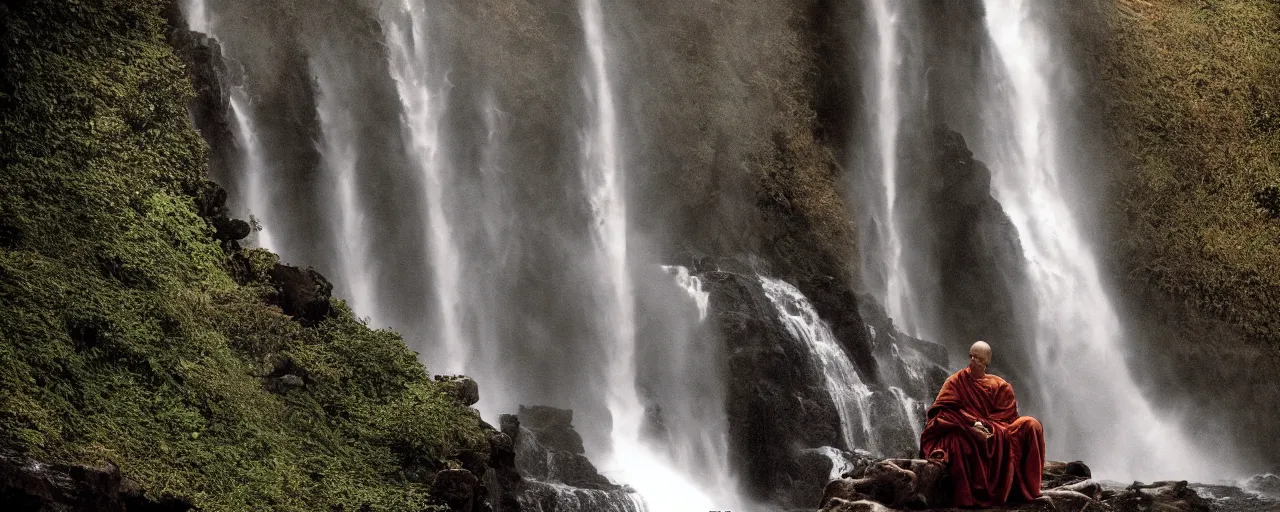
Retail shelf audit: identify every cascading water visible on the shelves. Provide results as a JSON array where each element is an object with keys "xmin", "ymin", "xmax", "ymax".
[
  {"xmin": 311, "ymin": 56, "xmax": 377, "ymax": 319},
  {"xmin": 380, "ymin": 0, "xmax": 468, "ymax": 374},
  {"xmin": 978, "ymin": 0, "xmax": 1226, "ymax": 481},
  {"xmin": 182, "ymin": 0, "xmax": 276, "ymax": 253},
  {"xmin": 661, "ymin": 265, "xmax": 709, "ymax": 321},
  {"xmin": 184, "ymin": 0, "xmax": 210, "ymax": 39},
  {"xmin": 760, "ymin": 277, "xmax": 876, "ymax": 453},
  {"xmin": 656, "ymin": 266, "xmax": 740, "ymax": 508},
  {"xmin": 578, "ymin": 2, "xmax": 729, "ymax": 510},
  {"xmin": 865, "ymin": 0, "xmax": 918, "ymax": 339},
  {"xmin": 888, "ymin": 387, "xmax": 922, "ymax": 440},
  {"xmin": 226, "ymin": 91, "xmax": 276, "ymax": 252}
]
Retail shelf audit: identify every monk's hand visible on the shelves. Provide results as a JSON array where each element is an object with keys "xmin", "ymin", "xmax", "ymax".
[{"xmin": 972, "ymin": 421, "xmax": 993, "ymax": 438}]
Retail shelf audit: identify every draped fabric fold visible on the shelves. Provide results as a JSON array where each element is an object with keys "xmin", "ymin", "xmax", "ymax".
[{"xmin": 920, "ymin": 368, "xmax": 1045, "ymax": 507}]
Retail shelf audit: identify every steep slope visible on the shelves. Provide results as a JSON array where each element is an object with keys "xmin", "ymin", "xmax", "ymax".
[
  {"xmin": 1098, "ymin": 0, "xmax": 1280, "ymax": 469},
  {"xmin": 1105, "ymin": 0, "xmax": 1280, "ymax": 349},
  {"xmin": 0, "ymin": 0, "xmax": 489, "ymax": 509}
]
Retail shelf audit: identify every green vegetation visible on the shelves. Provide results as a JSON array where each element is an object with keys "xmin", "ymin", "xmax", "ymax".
[
  {"xmin": 1103, "ymin": 0, "xmax": 1280, "ymax": 347},
  {"xmin": 0, "ymin": 1, "xmax": 486, "ymax": 510}
]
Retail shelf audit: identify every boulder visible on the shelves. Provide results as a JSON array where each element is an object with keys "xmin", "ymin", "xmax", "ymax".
[
  {"xmin": 821, "ymin": 458, "xmax": 949, "ymax": 510},
  {"xmin": 267, "ymin": 263, "xmax": 335, "ymax": 325},
  {"xmin": 498, "ymin": 407, "xmax": 645, "ymax": 510},
  {"xmin": 1041, "ymin": 460, "xmax": 1092, "ymax": 490},
  {"xmin": 0, "ymin": 449, "xmax": 193, "ymax": 511},
  {"xmin": 431, "ymin": 469, "xmax": 480, "ymax": 512},
  {"xmin": 1107, "ymin": 480, "xmax": 1212, "ymax": 512},
  {"xmin": 1245, "ymin": 473, "xmax": 1280, "ymax": 497},
  {"xmin": 517, "ymin": 406, "xmax": 584, "ymax": 454},
  {"xmin": 436, "ymin": 375, "xmax": 481, "ymax": 407}
]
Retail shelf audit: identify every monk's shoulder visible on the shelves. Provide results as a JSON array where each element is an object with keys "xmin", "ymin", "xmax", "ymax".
[{"xmin": 984, "ymin": 374, "xmax": 1014, "ymax": 390}]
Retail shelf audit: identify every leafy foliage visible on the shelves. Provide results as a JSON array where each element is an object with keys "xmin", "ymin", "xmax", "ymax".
[{"xmin": 0, "ymin": 1, "xmax": 486, "ymax": 510}]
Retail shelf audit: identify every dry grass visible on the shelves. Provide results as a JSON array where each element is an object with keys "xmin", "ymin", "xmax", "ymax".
[{"xmin": 1103, "ymin": 0, "xmax": 1280, "ymax": 346}]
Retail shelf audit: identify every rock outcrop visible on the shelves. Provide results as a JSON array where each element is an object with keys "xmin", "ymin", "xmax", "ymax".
[
  {"xmin": 686, "ymin": 265, "xmax": 950, "ymax": 508},
  {"xmin": 817, "ymin": 457, "xmax": 1280, "ymax": 512},
  {"xmin": 700, "ymin": 270, "xmax": 845, "ymax": 505},
  {"xmin": 0, "ymin": 450, "xmax": 193, "ymax": 511},
  {"xmin": 266, "ymin": 263, "xmax": 336, "ymax": 325},
  {"xmin": 496, "ymin": 406, "xmax": 643, "ymax": 512}
]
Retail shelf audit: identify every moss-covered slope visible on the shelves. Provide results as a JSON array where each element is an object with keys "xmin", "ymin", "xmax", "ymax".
[
  {"xmin": 1104, "ymin": 0, "xmax": 1280, "ymax": 347},
  {"xmin": 0, "ymin": 1, "xmax": 486, "ymax": 509}
]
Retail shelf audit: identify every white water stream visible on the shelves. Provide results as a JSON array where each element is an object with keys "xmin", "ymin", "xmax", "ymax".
[
  {"xmin": 760, "ymin": 277, "xmax": 877, "ymax": 454},
  {"xmin": 579, "ymin": 2, "xmax": 739, "ymax": 510},
  {"xmin": 226, "ymin": 91, "xmax": 275, "ymax": 252},
  {"xmin": 182, "ymin": 0, "xmax": 276, "ymax": 253},
  {"xmin": 311, "ymin": 57, "xmax": 377, "ymax": 320},
  {"xmin": 866, "ymin": 0, "xmax": 919, "ymax": 339},
  {"xmin": 381, "ymin": 0, "xmax": 467, "ymax": 374},
  {"xmin": 979, "ymin": 0, "xmax": 1224, "ymax": 481}
]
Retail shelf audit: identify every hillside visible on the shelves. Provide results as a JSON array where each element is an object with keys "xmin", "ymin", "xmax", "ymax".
[
  {"xmin": 0, "ymin": 0, "xmax": 489, "ymax": 509},
  {"xmin": 1099, "ymin": 0, "xmax": 1280, "ymax": 469}
]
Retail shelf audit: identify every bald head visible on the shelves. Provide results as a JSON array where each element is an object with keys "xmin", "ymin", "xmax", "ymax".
[{"xmin": 968, "ymin": 341, "xmax": 992, "ymax": 377}]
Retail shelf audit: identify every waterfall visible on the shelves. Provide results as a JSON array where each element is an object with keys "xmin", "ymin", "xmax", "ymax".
[
  {"xmin": 888, "ymin": 386, "xmax": 922, "ymax": 440},
  {"xmin": 577, "ymin": 0, "xmax": 639, "ymax": 452},
  {"xmin": 311, "ymin": 56, "xmax": 377, "ymax": 319},
  {"xmin": 380, "ymin": 0, "xmax": 468, "ymax": 374},
  {"xmin": 978, "ymin": 0, "xmax": 1224, "ymax": 480},
  {"xmin": 226, "ymin": 90, "xmax": 276, "ymax": 252},
  {"xmin": 760, "ymin": 277, "xmax": 876, "ymax": 453},
  {"xmin": 183, "ymin": 0, "xmax": 209, "ymax": 34},
  {"xmin": 578, "ymin": 3, "xmax": 725, "ymax": 510},
  {"xmin": 180, "ymin": 0, "xmax": 276, "ymax": 253},
  {"xmin": 656, "ymin": 266, "xmax": 741, "ymax": 508},
  {"xmin": 661, "ymin": 265, "xmax": 710, "ymax": 321},
  {"xmin": 865, "ymin": 0, "xmax": 919, "ymax": 339}
]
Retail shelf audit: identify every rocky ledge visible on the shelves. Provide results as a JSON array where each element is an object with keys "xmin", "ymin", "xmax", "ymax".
[
  {"xmin": 818, "ymin": 458, "xmax": 1280, "ymax": 512},
  {"xmin": 0, "ymin": 449, "xmax": 193, "ymax": 511},
  {"xmin": 500, "ymin": 406, "xmax": 643, "ymax": 512}
]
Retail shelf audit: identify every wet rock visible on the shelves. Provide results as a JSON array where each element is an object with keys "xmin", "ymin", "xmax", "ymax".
[
  {"xmin": 212, "ymin": 216, "xmax": 251, "ymax": 243},
  {"xmin": 436, "ymin": 375, "xmax": 481, "ymax": 407},
  {"xmin": 821, "ymin": 458, "xmax": 950, "ymax": 510},
  {"xmin": 546, "ymin": 452, "xmax": 613, "ymax": 490},
  {"xmin": 1041, "ymin": 460, "xmax": 1092, "ymax": 489},
  {"xmin": 1055, "ymin": 478, "xmax": 1102, "ymax": 500},
  {"xmin": 702, "ymin": 270, "xmax": 843, "ymax": 505},
  {"xmin": 481, "ymin": 420, "xmax": 523, "ymax": 512},
  {"xmin": 820, "ymin": 497, "xmax": 893, "ymax": 512},
  {"xmin": 0, "ymin": 449, "xmax": 192, "ymax": 511},
  {"xmin": 268, "ymin": 263, "xmax": 335, "ymax": 325},
  {"xmin": 1109, "ymin": 480, "xmax": 1213, "ymax": 512},
  {"xmin": 1041, "ymin": 488, "xmax": 1093, "ymax": 510},
  {"xmin": 431, "ymin": 469, "xmax": 479, "ymax": 511},
  {"xmin": 517, "ymin": 480, "xmax": 642, "ymax": 512},
  {"xmin": 498, "ymin": 406, "xmax": 644, "ymax": 510},
  {"xmin": 517, "ymin": 406, "xmax": 585, "ymax": 455},
  {"xmin": 1245, "ymin": 473, "xmax": 1280, "ymax": 497}
]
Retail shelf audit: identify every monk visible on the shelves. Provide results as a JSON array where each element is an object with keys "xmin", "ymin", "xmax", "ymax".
[{"xmin": 919, "ymin": 341, "xmax": 1045, "ymax": 507}]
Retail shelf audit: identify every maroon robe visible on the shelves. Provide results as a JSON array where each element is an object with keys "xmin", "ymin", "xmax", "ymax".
[{"xmin": 919, "ymin": 367, "xmax": 1045, "ymax": 507}]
